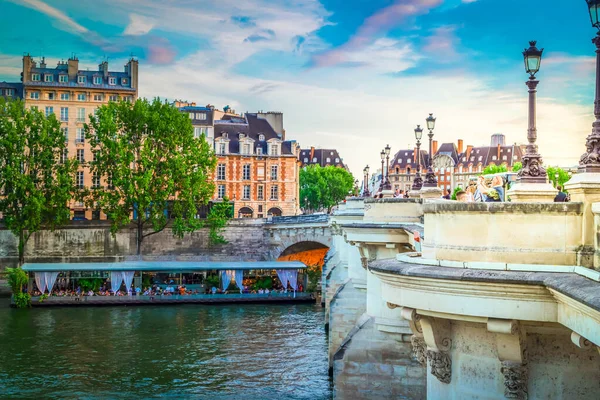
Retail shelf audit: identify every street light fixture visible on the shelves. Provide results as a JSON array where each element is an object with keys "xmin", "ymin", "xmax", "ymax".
[
  {"xmin": 423, "ymin": 113, "xmax": 438, "ymax": 187},
  {"xmin": 380, "ymin": 149, "xmax": 386, "ymax": 190},
  {"xmin": 579, "ymin": 0, "xmax": 600, "ymax": 172},
  {"xmin": 555, "ymin": 172, "xmax": 559, "ymax": 188},
  {"xmin": 363, "ymin": 165, "xmax": 371, "ymax": 197},
  {"xmin": 384, "ymin": 144, "xmax": 392, "ymax": 190},
  {"xmin": 411, "ymin": 125, "xmax": 424, "ymax": 191},
  {"xmin": 518, "ymin": 41, "xmax": 548, "ymax": 182}
]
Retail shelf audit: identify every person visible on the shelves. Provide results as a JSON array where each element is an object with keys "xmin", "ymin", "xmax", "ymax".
[
  {"xmin": 442, "ymin": 190, "xmax": 451, "ymax": 200},
  {"xmin": 455, "ymin": 190, "xmax": 469, "ymax": 203},
  {"xmin": 135, "ymin": 286, "xmax": 141, "ymax": 296},
  {"xmin": 490, "ymin": 176, "xmax": 504, "ymax": 201},
  {"xmin": 485, "ymin": 188, "xmax": 501, "ymax": 202},
  {"xmin": 298, "ymin": 283, "xmax": 304, "ymax": 292},
  {"xmin": 554, "ymin": 186, "xmax": 568, "ymax": 202},
  {"xmin": 474, "ymin": 176, "xmax": 488, "ymax": 202},
  {"xmin": 211, "ymin": 286, "xmax": 217, "ymax": 294}
]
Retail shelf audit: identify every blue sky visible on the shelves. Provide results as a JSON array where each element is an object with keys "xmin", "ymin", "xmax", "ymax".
[{"xmin": 0, "ymin": 0, "xmax": 596, "ymax": 176}]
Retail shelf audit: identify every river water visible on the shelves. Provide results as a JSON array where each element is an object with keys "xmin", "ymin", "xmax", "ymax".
[{"xmin": 0, "ymin": 300, "xmax": 332, "ymax": 399}]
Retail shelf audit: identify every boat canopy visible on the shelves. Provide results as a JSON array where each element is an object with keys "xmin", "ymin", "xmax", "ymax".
[{"xmin": 21, "ymin": 261, "xmax": 306, "ymax": 272}]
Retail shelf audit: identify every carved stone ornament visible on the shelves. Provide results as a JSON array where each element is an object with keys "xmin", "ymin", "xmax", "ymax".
[
  {"xmin": 423, "ymin": 169, "xmax": 438, "ymax": 186},
  {"xmin": 426, "ymin": 350, "xmax": 451, "ymax": 384},
  {"xmin": 501, "ymin": 361, "xmax": 528, "ymax": 399},
  {"xmin": 518, "ymin": 152, "xmax": 547, "ymax": 182},
  {"xmin": 411, "ymin": 336, "xmax": 427, "ymax": 367},
  {"xmin": 411, "ymin": 172, "xmax": 423, "ymax": 191},
  {"xmin": 360, "ymin": 257, "xmax": 368, "ymax": 270}
]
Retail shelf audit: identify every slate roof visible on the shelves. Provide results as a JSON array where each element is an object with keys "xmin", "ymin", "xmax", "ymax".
[
  {"xmin": 26, "ymin": 67, "xmax": 135, "ymax": 92},
  {"xmin": 389, "ymin": 148, "xmax": 429, "ymax": 171},
  {"xmin": 457, "ymin": 144, "xmax": 523, "ymax": 167},
  {"xmin": 299, "ymin": 148, "xmax": 347, "ymax": 169},
  {"xmin": 0, "ymin": 82, "xmax": 23, "ymax": 98}
]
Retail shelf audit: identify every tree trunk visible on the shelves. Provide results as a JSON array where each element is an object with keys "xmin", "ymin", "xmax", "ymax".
[
  {"xmin": 18, "ymin": 230, "xmax": 25, "ymax": 267},
  {"xmin": 136, "ymin": 220, "xmax": 143, "ymax": 256}
]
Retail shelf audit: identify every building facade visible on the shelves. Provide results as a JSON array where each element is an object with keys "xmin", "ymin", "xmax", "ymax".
[
  {"xmin": 178, "ymin": 104, "xmax": 301, "ymax": 218},
  {"xmin": 299, "ymin": 147, "xmax": 348, "ymax": 170}
]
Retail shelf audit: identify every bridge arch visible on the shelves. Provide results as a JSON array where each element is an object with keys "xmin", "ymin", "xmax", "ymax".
[
  {"xmin": 238, "ymin": 206, "xmax": 254, "ymax": 218},
  {"xmin": 267, "ymin": 207, "xmax": 283, "ymax": 217}
]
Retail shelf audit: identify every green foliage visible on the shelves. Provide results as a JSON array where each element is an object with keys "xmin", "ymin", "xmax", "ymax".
[
  {"xmin": 0, "ymin": 98, "xmax": 78, "ymax": 265},
  {"xmin": 207, "ymin": 197, "xmax": 233, "ymax": 246},
  {"xmin": 451, "ymin": 186, "xmax": 463, "ymax": 201},
  {"xmin": 205, "ymin": 275, "xmax": 220, "ymax": 288},
  {"xmin": 512, "ymin": 162, "xmax": 522, "ymax": 173},
  {"xmin": 300, "ymin": 165, "xmax": 355, "ymax": 213},
  {"xmin": 13, "ymin": 292, "xmax": 31, "ymax": 309},
  {"xmin": 142, "ymin": 274, "xmax": 151, "ymax": 289},
  {"xmin": 78, "ymin": 278, "xmax": 103, "ymax": 292},
  {"xmin": 252, "ymin": 277, "xmax": 273, "ymax": 290},
  {"xmin": 85, "ymin": 98, "xmax": 217, "ymax": 255},
  {"xmin": 4, "ymin": 267, "xmax": 29, "ymax": 295},
  {"xmin": 546, "ymin": 166, "xmax": 571, "ymax": 189},
  {"xmin": 482, "ymin": 164, "xmax": 508, "ymax": 175},
  {"xmin": 38, "ymin": 293, "xmax": 49, "ymax": 303},
  {"xmin": 306, "ymin": 265, "xmax": 321, "ymax": 293}
]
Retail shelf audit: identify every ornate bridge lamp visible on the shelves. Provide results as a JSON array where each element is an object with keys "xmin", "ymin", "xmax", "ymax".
[
  {"xmin": 363, "ymin": 165, "xmax": 371, "ymax": 197},
  {"xmin": 411, "ymin": 125, "xmax": 424, "ymax": 191},
  {"xmin": 507, "ymin": 41, "xmax": 556, "ymax": 202},
  {"xmin": 380, "ymin": 150, "xmax": 386, "ymax": 190},
  {"xmin": 384, "ymin": 144, "xmax": 392, "ymax": 190},
  {"xmin": 423, "ymin": 113, "xmax": 438, "ymax": 188}
]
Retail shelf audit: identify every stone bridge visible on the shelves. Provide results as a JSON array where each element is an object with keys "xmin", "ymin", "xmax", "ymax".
[{"xmin": 264, "ymin": 214, "xmax": 332, "ymax": 259}]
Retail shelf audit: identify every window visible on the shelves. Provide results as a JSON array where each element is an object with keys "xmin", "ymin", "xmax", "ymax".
[
  {"xmin": 303, "ymin": 158, "xmax": 308, "ymax": 163},
  {"xmin": 270, "ymin": 185, "xmax": 279, "ymax": 200},
  {"xmin": 60, "ymin": 149, "xmax": 68, "ymax": 164},
  {"xmin": 492, "ymin": 156, "xmax": 497, "ymax": 161},
  {"xmin": 77, "ymin": 93, "xmax": 86, "ymax": 101},
  {"xmin": 217, "ymin": 164, "xmax": 226, "ymax": 180},
  {"xmin": 407, "ymin": 159, "xmax": 411, "ymax": 164},
  {"xmin": 93, "ymin": 76, "xmax": 102, "ymax": 85},
  {"xmin": 440, "ymin": 175, "xmax": 445, "ymax": 182},
  {"xmin": 326, "ymin": 157, "xmax": 331, "ymax": 163},
  {"xmin": 93, "ymin": 94, "xmax": 103, "ymax": 101},
  {"xmin": 109, "ymin": 95, "xmax": 118, "ymax": 102},
  {"xmin": 243, "ymin": 185, "xmax": 251, "ymax": 200},
  {"xmin": 76, "ymin": 149, "xmax": 85, "ymax": 163},
  {"xmin": 61, "ymin": 127, "xmax": 68, "ymax": 141},
  {"xmin": 47, "ymin": 92, "xmax": 55, "ymax": 100},
  {"xmin": 76, "ymin": 171, "xmax": 84, "ymax": 188},
  {"xmin": 270, "ymin": 165, "xmax": 278, "ymax": 180},
  {"xmin": 243, "ymin": 164, "xmax": 251, "ymax": 180},
  {"xmin": 189, "ymin": 113, "xmax": 194, "ymax": 119},
  {"xmin": 76, "ymin": 128, "xmax": 85, "ymax": 143},
  {"xmin": 257, "ymin": 185, "xmax": 264, "ymax": 200},
  {"xmin": 196, "ymin": 113, "xmax": 207, "ymax": 120},
  {"xmin": 44, "ymin": 74, "xmax": 53, "ymax": 82},
  {"xmin": 92, "ymin": 173, "xmax": 100, "ymax": 188},
  {"xmin": 108, "ymin": 77, "xmax": 116, "ymax": 85},
  {"xmin": 123, "ymin": 96, "xmax": 132, "ymax": 103},
  {"xmin": 507, "ymin": 149, "xmax": 511, "ymax": 153},
  {"xmin": 31, "ymin": 73, "xmax": 40, "ymax": 81},
  {"xmin": 335, "ymin": 158, "xmax": 340, "ymax": 163},
  {"xmin": 218, "ymin": 184, "xmax": 226, "ymax": 199},
  {"xmin": 122, "ymin": 78, "xmax": 129, "ymax": 85},
  {"xmin": 478, "ymin": 156, "xmax": 482, "ymax": 161},
  {"xmin": 60, "ymin": 107, "xmax": 68, "ymax": 122},
  {"xmin": 218, "ymin": 142, "xmax": 227, "ymax": 154},
  {"xmin": 513, "ymin": 155, "xmax": 518, "ymax": 160},
  {"xmin": 77, "ymin": 108, "xmax": 86, "ymax": 122},
  {"xmin": 59, "ymin": 74, "xmax": 68, "ymax": 83},
  {"xmin": 60, "ymin": 93, "xmax": 70, "ymax": 100},
  {"xmin": 257, "ymin": 147, "xmax": 263, "ymax": 155},
  {"xmin": 269, "ymin": 144, "xmax": 279, "ymax": 156},
  {"xmin": 242, "ymin": 143, "xmax": 251, "ymax": 155},
  {"xmin": 312, "ymin": 157, "xmax": 317, "ymax": 162},
  {"xmin": 222, "ymin": 132, "xmax": 229, "ymax": 139},
  {"xmin": 93, "ymin": 151, "xmax": 98, "ymax": 162},
  {"xmin": 4, "ymin": 88, "xmax": 13, "ymax": 96},
  {"xmin": 239, "ymin": 133, "xmax": 246, "ymax": 139},
  {"xmin": 194, "ymin": 127, "xmax": 207, "ymax": 138},
  {"xmin": 77, "ymin": 75, "xmax": 86, "ymax": 84},
  {"xmin": 45, "ymin": 106, "xmax": 53, "ymax": 117},
  {"xmin": 259, "ymin": 134, "xmax": 265, "ymax": 141}
]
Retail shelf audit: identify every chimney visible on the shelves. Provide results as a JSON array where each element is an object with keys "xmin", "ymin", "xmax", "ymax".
[
  {"xmin": 432, "ymin": 140, "xmax": 438, "ymax": 156},
  {"xmin": 99, "ymin": 61, "xmax": 109, "ymax": 79},
  {"xmin": 22, "ymin": 54, "xmax": 34, "ymax": 83},
  {"xmin": 497, "ymin": 144, "xmax": 501, "ymax": 161},
  {"xmin": 68, "ymin": 56, "xmax": 79, "ymax": 80},
  {"xmin": 125, "ymin": 58, "xmax": 139, "ymax": 91},
  {"xmin": 310, "ymin": 146, "xmax": 315, "ymax": 161},
  {"xmin": 457, "ymin": 139, "xmax": 464, "ymax": 154},
  {"xmin": 40, "ymin": 57, "xmax": 46, "ymax": 68},
  {"xmin": 466, "ymin": 145, "xmax": 473, "ymax": 161}
]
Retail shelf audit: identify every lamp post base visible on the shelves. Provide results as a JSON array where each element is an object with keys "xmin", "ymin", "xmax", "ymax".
[
  {"xmin": 419, "ymin": 186, "xmax": 443, "ymax": 199},
  {"xmin": 506, "ymin": 182, "xmax": 556, "ymax": 203}
]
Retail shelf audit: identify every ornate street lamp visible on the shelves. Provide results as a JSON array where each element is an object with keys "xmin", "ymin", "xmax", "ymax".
[
  {"xmin": 579, "ymin": 1, "xmax": 600, "ymax": 171},
  {"xmin": 517, "ymin": 41, "xmax": 548, "ymax": 182},
  {"xmin": 384, "ymin": 144, "xmax": 392, "ymax": 190},
  {"xmin": 363, "ymin": 165, "xmax": 371, "ymax": 197},
  {"xmin": 555, "ymin": 172, "xmax": 559, "ymax": 187},
  {"xmin": 380, "ymin": 149, "xmax": 386, "ymax": 189},
  {"xmin": 423, "ymin": 113, "xmax": 438, "ymax": 187},
  {"xmin": 411, "ymin": 125, "xmax": 424, "ymax": 191}
]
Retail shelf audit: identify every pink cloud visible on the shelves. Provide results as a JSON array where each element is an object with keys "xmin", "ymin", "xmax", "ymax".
[
  {"xmin": 422, "ymin": 26, "xmax": 459, "ymax": 61},
  {"xmin": 312, "ymin": 0, "xmax": 443, "ymax": 68},
  {"xmin": 147, "ymin": 44, "xmax": 177, "ymax": 65}
]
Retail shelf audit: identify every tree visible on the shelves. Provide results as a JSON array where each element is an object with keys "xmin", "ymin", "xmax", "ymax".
[
  {"xmin": 512, "ymin": 162, "xmax": 522, "ymax": 173},
  {"xmin": 451, "ymin": 186, "xmax": 463, "ymax": 200},
  {"xmin": 85, "ymin": 98, "xmax": 218, "ymax": 255},
  {"xmin": 300, "ymin": 165, "xmax": 354, "ymax": 213},
  {"xmin": 0, "ymin": 98, "xmax": 77, "ymax": 265},
  {"xmin": 482, "ymin": 164, "xmax": 508, "ymax": 175},
  {"xmin": 546, "ymin": 166, "xmax": 570, "ymax": 189},
  {"xmin": 3, "ymin": 267, "xmax": 31, "ymax": 308},
  {"xmin": 206, "ymin": 197, "xmax": 234, "ymax": 246}
]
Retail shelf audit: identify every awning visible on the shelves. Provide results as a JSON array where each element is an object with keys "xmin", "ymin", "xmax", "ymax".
[{"xmin": 21, "ymin": 261, "xmax": 307, "ymax": 272}]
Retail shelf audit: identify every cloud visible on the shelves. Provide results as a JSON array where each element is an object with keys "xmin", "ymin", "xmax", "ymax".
[
  {"xmin": 123, "ymin": 14, "xmax": 156, "ymax": 36},
  {"xmin": 422, "ymin": 26, "xmax": 460, "ymax": 61},
  {"xmin": 311, "ymin": 0, "xmax": 443, "ymax": 68},
  {"xmin": 244, "ymin": 29, "xmax": 276, "ymax": 43},
  {"xmin": 147, "ymin": 44, "xmax": 176, "ymax": 64},
  {"xmin": 462, "ymin": 0, "xmax": 478, "ymax": 3},
  {"xmin": 231, "ymin": 16, "xmax": 256, "ymax": 28}
]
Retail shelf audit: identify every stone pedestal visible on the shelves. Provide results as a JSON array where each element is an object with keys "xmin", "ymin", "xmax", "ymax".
[
  {"xmin": 408, "ymin": 189, "xmax": 422, "ymax": 199},
  {"xmin": 506, "ymin": 182, "xmax": 556, "ymax": 203},
  {"xmin": 565, "ymin": 173, "xmax": 600, "ymax": 268},
  {"xmin": 381, "ymin": 189, "xmax": 394, "ymax": 198},
  {"xmin": 420, "ymin": 186, "xmax": 443, "ymax": 199}
]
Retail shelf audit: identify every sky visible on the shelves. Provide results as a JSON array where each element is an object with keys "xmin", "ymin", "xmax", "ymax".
[{"xmin": 0, "ymin": 0, "xmax": 597, "ymax": 178}]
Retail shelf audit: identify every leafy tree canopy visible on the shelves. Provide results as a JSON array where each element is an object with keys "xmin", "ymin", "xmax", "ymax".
[
  {"xmin": 546, "ymin": 166, "xmax": 571, "ymax": 189},
  {"xmin": 85, "ymin": 98, "xmax": 218, "ymax": 254},
  {"xmin": 300, "ymin": 165, "xmax": 354, "ymax": 213},
  {"xmin": 0, "ymin": 98, "xmax": 77, "ymax": 265},
  {"xmin": 482, "ymin": 164, "xmax": 508, "ymax": 175}
]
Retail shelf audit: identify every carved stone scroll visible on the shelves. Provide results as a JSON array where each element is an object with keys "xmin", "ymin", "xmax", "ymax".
[
  {"xmin": 488, "ymin": 319, "xmax": 528, "ymax": 399},
  {"xmin": 419, "ymin": 316, "xmax": 452, "ymax": 384},
  {"xmin": 501, "ymin": 361, "xmax": 528, "ymax": 399},
  {"xmin": 426, "ymin": 350, "xmax": 452, "ymax": 384},
  {"xmin": 411, "ymin": 336, "xmax": 427, "ymax": 367}
]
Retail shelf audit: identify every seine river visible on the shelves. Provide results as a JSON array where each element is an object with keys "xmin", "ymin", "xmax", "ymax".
[{"xmin": 0, "ymin": 300, "xmax": 332, "ymax": 399}]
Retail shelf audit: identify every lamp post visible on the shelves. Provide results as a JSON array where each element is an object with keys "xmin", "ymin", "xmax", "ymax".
[
  {"xmin": 518, "ymin": 41, "xmax": 548, "ymax": 182},
  {"xmin": 423, "ymin": 113, "xmax": 438, "ymax": 187},
  {"xmin": 555, "ymin": 172, "xmax": 559, "ymax": 187},
  {"xmin": 380, "ymin": 150, "xmax": 386, "ymax": 189},
  {"xmin": 411, "ymin": 125, "xmax": 424, "ymax": 191},
  {"xmin": 363, "ymin": 165, "xmax": 371, "ymax": 197},
  {"xmin": 384, "ymin": 144, "xmax": 391, "ymax": 190},
  {"xmin": 579, "ymin": 1, "xmax": 600, "ymax": 171}
]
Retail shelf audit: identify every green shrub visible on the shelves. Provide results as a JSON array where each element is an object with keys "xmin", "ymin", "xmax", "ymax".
[
  {"xmin": 38, "ymin": 293, "xmax": 49, "ymax": 303},
  {"xmin": 13, "ymin": 292, "xmax": 31, "ymax": 308},
  {"xmin": 79, "ymin": 278, "xmax": 103, "ymax": 292},
  {"xmin": 4, "ymin": 267, "xmax": 28, "ymax": 294}
]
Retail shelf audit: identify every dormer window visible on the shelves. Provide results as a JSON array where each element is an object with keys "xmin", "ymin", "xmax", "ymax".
[
  {"xmin": 269, "ymin": 143, "xmax": 280, "ymax": 156},
  {"xmin": 93, "ymin": 76, "xmax": 102, "ymax": 85},
  {"xmin": 335, "ymin": 158, "xmax": 340, "ymax": 163},
  {"xmin": 257, "ymin": 147, "xmax": 263, "ymax": 155},
  {"xmin": 31, "ymin": 73, "xmax": 41, "ymax": 81},
  {"xmin": 492, "ymin": 156, "xmax": 497, "ymax": 161},
  {"xmin": 259, "ymin": 134, "xmax": 265, "ymax": 141},
  {"xmin": 398, "ymin": 159, "xmax": 403, "ymax": 164},
  {"xmin": 222, "ymin": 132, "xmax": 228, "ymax": 139},
  {"xmin": 108, "ymin": 77, "xmax": 116, "ymax": 85},
  {"xmin": 122, "ymin": 78, "xmax": 129, "ymax": 85},
  {"xmin": 239, "ymin": 133, "xmax": 245, "ymax": 139},
  {"xmin": 313, "ymin": 157, "xmax": 317, "ymax": 162},
  {"xmin": 44, "ymin": 74, "xmax": 53, "ymax": 82},
  {"xmin": 59, "ymin": 74, "xmax": 68, "ymax": 83},
  {"xmin": 326, "ymin": 157, "xmax": 331, "ymax": 163},
  {"xmin": 77, "ymin": 75, "xmax": 86, "ymax": 84},
  {"xmin": 304, "ymin": 158, "xmax": 308, "ymax": 162}
]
